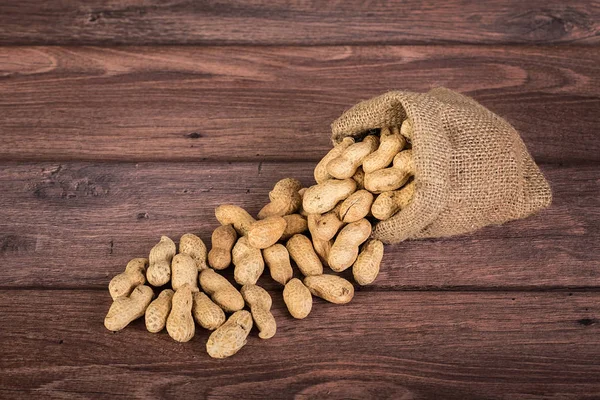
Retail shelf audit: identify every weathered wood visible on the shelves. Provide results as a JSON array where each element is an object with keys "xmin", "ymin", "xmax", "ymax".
[
  {"xmin": 0, "ymin": 290, "xmax": 599, "ymax": 399},
  {"xmin": 0, "ymin": 1, "xmax": 598, "ymax": 45},
  {"xmin": 0, "ymin": 162, "xmax": 597, "ymax": 289},
  {"xmin": 0, "ymin": 46, "xmax": 599, "ymax": 163}
]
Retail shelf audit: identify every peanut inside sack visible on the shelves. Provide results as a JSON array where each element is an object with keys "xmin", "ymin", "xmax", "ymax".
[{"xmin": 331, "ymin": 88, "xmax": 552, "ymax": 244}]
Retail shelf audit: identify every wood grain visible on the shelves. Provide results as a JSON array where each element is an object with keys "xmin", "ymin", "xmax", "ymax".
[
  {"xmin": 0, "ymin": 1, "xmax": 598, "ymax": 45},
  {"xmin": 1, "ymin": 161, "xmax": 597, "ymax": 289},
  {"xmin": 1, "ymin": 46, "xmax": 599, "ymax": 163},
  {"xmin": 1, "ymin": 290, "xmax": 599, "ymax": 399},
  {"xmin": 1, "ymin": 2, "xmax": 598, "ymax": 397}
]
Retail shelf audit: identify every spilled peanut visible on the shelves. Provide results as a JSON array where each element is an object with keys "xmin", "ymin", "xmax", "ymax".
[
  {"xmin": 206, "ymin": 310, "xmax": 253, "ymax": 359},
  {"xmin": 280, "ymin": 214, "xmax": 308, "ymax": 240},
  {"xmin": 247, "ymin": 216, "xmax": 287, "ymax": 249},
  {"xmin": 353, "ymin": 240, "xmax": 384, "ymax": 285},
  {"xmin": 145, "ymin": 289, "xmax": 174, "ymax": 333},
  {"xmin": 304, "ymin": 275, "xmax": 354, "ymax": 305},
  {"xmin": 339, "ymin": 189, "xmax": 374, "ymax": 223},
  {"xmin": 208, "ymin": 224, "xmax": 237, "ymax": 270},
  {"xmin": 215, "ymin": 204, "xmax": 256, "ymax": 236},
  {"xmin": 104, "ymin": 284, "xmax": 154, "ymax": 331},
  {"xmin": 199, "ymin": 269, "xmax": 244, "ymax": 312},
  {"xmin": 283, "ymin": 278, "xmax": 312, "ymax": 319},
  {"xmin": 171, "ymin": 253, "xmax": 198, "ymax": 291},
  {"xmin": 303, "ymin": 178, "xmax": 357, "ymax": 214},
  {"xmin": 329, "ymin": 219, "xmax": 372, "ymax": 272},
  {"xmin": 166, "ymin": 284, "xmax": 196, "ymax": 343},
  {"xmin": 307, "ymin": 204, "xmax": 344, "ymax": 241},
  {"xmin": 192, "ymin": 291, "xmax": 226, "ymax": 331},
  {"xmin": 179, "ymin": 233, "xmax": 208, "ymax": 271},
  {"xmin": 262, "ymin": 244, "xmax": 294, "ymax": 285},
  {"xmin": 312, "ymin": 236, "xmax": 333, "ymax": 268},
  {"xmin": 232, "ymin": 236, "xmax": 265, "ymax": 285},
  {"xmin": 108, "ymin": 258, "xmax": 148, "ymax": 300},
  {"xmin": 286, "ymin": 234, "xmax": 323, "ymax": 277},
  {"xmin": 258, "ymin": 178, "xmax": 303, "ymax": 219},
  {"xmin": 147, "ymin": 236, "xmax": 176, "ymax": 287},
  {"xmin": 241, "ymin": 284, "xmax": 276, "ymax": 339}
]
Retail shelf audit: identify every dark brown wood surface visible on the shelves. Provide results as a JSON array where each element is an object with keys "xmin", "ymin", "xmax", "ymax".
[
  {"xmin": 0, "ymin": 0, "xmax": 598, "ymax": 45},
  {"xmin": 1, "ymin": 290, "xmax": 599, "ymax": 399},
  {"xmin": 1, "ymin": 46, "xmax": 599, "ymax": 163},
  {"xmin": 1, "ymin": 1, "xmax": 599, "ymax": 399}
]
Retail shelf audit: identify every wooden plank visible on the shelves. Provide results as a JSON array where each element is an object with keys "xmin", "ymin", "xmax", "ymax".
[
  {"xmin": 0, "ymin": 161, "xmax": 597, "ymax": 289},
  {"xmin": 1, "ymin": 290, "xmax": 599, "ymax": 399},
  {"xmin": 1, "ymin": 46, "xmax": 599, "ymax": 163},
  {"xmin": 0, "ymin": 1, "xmax": 598, "ymax": 45}
]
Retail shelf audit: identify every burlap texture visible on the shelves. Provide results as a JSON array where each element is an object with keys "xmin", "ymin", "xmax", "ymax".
[{"xmin": 331, "ymin": 88, "xmax": 552, "ymax": 244}]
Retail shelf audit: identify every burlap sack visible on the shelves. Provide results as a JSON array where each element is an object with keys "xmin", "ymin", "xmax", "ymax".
[{"xmin": 331, "ymin": 88, "xmax": 552, "ymax": 244}]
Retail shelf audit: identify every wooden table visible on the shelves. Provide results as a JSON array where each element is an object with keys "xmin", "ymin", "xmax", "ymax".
[{"xmin": 1, "ymin": 1, "xmax": 599, "ymax": 398}]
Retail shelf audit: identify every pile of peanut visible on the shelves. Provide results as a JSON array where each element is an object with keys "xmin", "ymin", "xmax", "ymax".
[{"xmin": 104, "ymin": 120, "xmax": 414, "ymax": 358}]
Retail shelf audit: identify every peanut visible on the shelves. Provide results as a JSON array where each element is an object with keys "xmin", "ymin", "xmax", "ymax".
[
  {"xmin": 192, "ymin": 291, "xmax": 226, "ymax": 330},
  {"xmin": 362, "ymin": 126, "xmax": 406, "ymax": 173},
  {"xmin": 286, "ymin": 234, "xmax": 323, "ymax": 276},
  {"xmin": 145, "ymin": 289, "xmax": 174, "ymax": 333},
  {"xmin": 199, "ymin": 269, "xmax": 244, "ymax": 312},
  {"xmin": 280, "ymin": 214, "xmax": 308, "ymax": 240},
  {"xmin": 147, "ymin": 236, "xmax": 176, "ymax": 287},
  {"xmin": 297, "ymin": 188, "xmax": 309, "ymax": 217},
  {"xmin": 339, "ymin": 190, "xmax": 374, "ymax": 223},
  {"xmin": 171, "ymin": 253, "xmax": 198, "ymax": 291},
  {"xmin": 179, "ymin": 233, "xmax": 208, "ymax": 271},
  {"xmin": 304, "ymin": 275, "xmax": 354, "ymax": 304},
  {"xmin": 247, "ymin": 216, "xmax": 287, "ymax": 249},
  {"xmin": 108, "ymin": 258, "xmax": 148, "ymax": 300},
  {"xmin": 306, "ymin": 214, "xmax": 333, "ymax": 267},
  {"xmin": 232, "ymin": 236, "xmax": 265, "ymax": 285},
  {"xmin": 364, "ymin": 150, "xmax": 414, "ymax": 193},
  {"xmin": 307, "ymin": 204, "xmax": 344, "ymax": 241},
  {"xmin": 241, "ymin": 283, "xmax": 271, "ymax": 308},
  {"xmin": 258, "ymin": 178, "xmax": 303, "ymax": 219},
  {"xmin": 400, "ymin": 118, "xmax": 413, "ymax": 140},
  {"xmin": 303, "ymin": 178, "xmax": 357, "ymax": 214},
  {"xmin": 215, "ymin": 204, "xmax": 256, "ymax": 236},
  {"xmin": 312, "ymin": 236, "xmax": 333, "ymax": 268},
  {"xmin": 283, "ymin": 278, "xmax": 312, "ymax": 319},
  {"xmin": 104, "ymin": 284, "xmax": 154, "ymax": 331},
  {"xmin": 166, "ymin": 284, "xmax": 196, "ymax": 343},
  {"xmin": 353, "ymin": 240, "xmax": 384, "ymax": 285},
  {"xmin": 352, "ymin": 166, "xmax": 365, "ymax": 190},
  {"xmin": 208, "ymin": 224, "xmax": 237, "ymax": 270},
  {"xmin": 314, "ymin": 137, "xmax": 355, "ymax": 183},
  {"xmin": 206, "ymin": 310, "xmax": 253, "ymax": 359},
  {"xmin": 241, "ymin": 284, "xmax": 276, "ymax": 339},
  {"xmin": 326, "ymin": 135, "xmax": 379, "ymax": 179},
  {"xmin": 329, "ymin": 219, "xmax": 372, "ymax": 272},
  {"xmin": 371, "ymin": 180, "xmax": 416, "ymax": 220},
  {"xmin": 262, "ymin": 244, "xmax": 294, "ymax": 285}
]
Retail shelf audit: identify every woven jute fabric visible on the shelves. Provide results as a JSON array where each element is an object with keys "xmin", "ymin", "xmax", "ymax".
[{"xmin": 331, "ymin": 88, "xmax": 552, "ymax": 244}]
